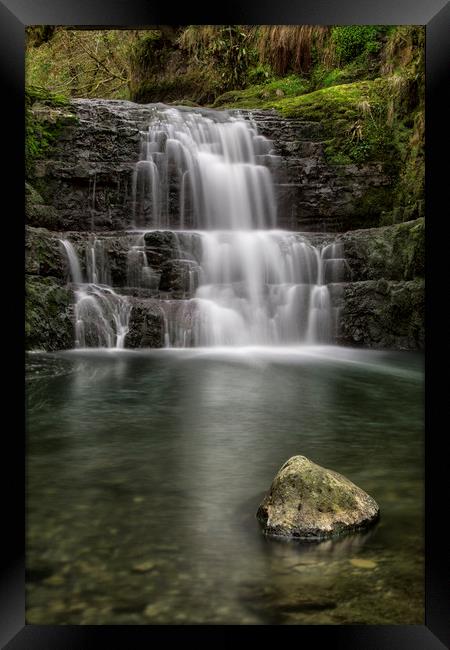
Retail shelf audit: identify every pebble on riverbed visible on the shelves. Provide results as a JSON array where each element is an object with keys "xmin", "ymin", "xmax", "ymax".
[
  {"xmin": 131, "ymin": 561, "xmax": 156, "ymax": 573},
  {"xmin": 257, "ymin": 455, "xmax": 379, "ymax": 540}
]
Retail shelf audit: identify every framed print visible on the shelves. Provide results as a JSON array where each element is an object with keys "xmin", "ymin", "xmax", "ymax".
[{"xmin": 1, "ymin": 0, "xmax": 449, "ymax": 647}]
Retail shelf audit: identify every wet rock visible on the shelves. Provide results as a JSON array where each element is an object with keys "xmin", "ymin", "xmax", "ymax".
[
  {"xmin": 26, "ymin": 182, "xmax": 59, "ymax": 228},
  {"xmin": 26, "ymin": 226, "xmax": 67, "ymax": 280},
  {"xmin": 257, "ymin": 455, "xmax": 379, "ymax": 540},
  {"xmin": 25, "ymin": 276, "xmax": 74, "ymax": 351},
  {"xmin": 28, "ymin": 101, "xmax": 394, "ymax": 233},
  {"xmin": 125, "ymin": 298, "xmax": 165, "ymax": 348},
  {"xmin": 336, "ymin": 218, "xmax": 424, "ymax": 282},
  {"xmin": 159, "ymin": 259, "xmax": 200, "ymax": 295},
  {"xmin": 338, "ymin": 279, "xmax": 424, "ymax": 350},
  {"xmin": 143, "ymin": 230, "xmax": 179, "ymax": 250},
  {"xmin": 239, "ymin": 109, "xmax": 391, "ymax": 231}
]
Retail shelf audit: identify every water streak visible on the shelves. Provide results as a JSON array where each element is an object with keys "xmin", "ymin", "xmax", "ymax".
[
  {"xmin": 60, "ymin": 239, "xmax": 130, "ymax": 349},
  {"xmin": 132, "ymin": 107, "xmax": 277, "ymax": 230}
]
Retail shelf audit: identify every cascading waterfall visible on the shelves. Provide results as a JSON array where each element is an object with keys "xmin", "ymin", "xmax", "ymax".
[
  {"xmin": 60, "ymin": 239, "xmax": 131, "ymax": 349},
  {"xmin": 155, "ymin": 231, "xmax": 344, "ymax": 347},
  {"xmin": 131, "ymin": 106, "xmax": 344, "ymax": 347},
  {"xmin": 132, "ymin": 107, "xmax": 277, "ymax": 230},
  {"xmin": 60, "ymin": 104, "xmax": 346, "ymax": 349}
]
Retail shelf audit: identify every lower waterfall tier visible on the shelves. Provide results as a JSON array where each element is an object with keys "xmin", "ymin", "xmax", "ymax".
[
  {"xmin": 25, "ymin": 221, "xmax": 424, "ymax": 351},
  {"xmin": 59, "ymin": 230, "xmax": 346, "ymax": 348}
]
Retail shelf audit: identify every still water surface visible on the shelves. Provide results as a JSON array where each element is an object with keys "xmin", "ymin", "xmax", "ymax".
[{"xmin": 26, "ymin": 346, "xmax": 424, "ymax": 624}]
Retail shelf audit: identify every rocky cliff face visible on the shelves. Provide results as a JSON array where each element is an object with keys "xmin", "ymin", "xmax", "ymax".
[
  {"xmin": 28, "ymin": 100, "xmax": 391, "ymax": 233},
  {"xmin": 25, "ymin": 100, "xmax": 424, "ymax": 352},
  {"xmin": 334, "ymin": 219, "xmax": 424, "ymax": 349},
  {"xmin": 243, "ymin": 109, "xmax": 391, "ymax": 232}
]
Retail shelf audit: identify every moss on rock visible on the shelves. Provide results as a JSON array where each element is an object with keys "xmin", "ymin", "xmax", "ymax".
[
  {"xmin": 337, "ymin": 218, "xmax": 424, "ymax": 281},
  {"xmin": 25, "ymin": 276, "xmax": 74, "ymax": 351},
  {"xmin": 257, "ymin": 455, "xmax": 379, "ymax": 540},
  {"xmin": 25, "ymin": 225, "xmax": 67, "ymax": 279},
  {"xmin": 213, "ymin": 75, "xmax": 310, "ymax": 109},
  {"xmin": 26, "ymin": 89, "xmax": 78, "ymax": 180}
]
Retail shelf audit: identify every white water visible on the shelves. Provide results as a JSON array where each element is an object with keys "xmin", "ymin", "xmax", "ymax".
[
  {"xmin": 132, "ymin": 107, "xmax": 277, "ymax": 230},
  {"xmin": 60, "ymin": 239, "xmax": 131, "ymax": 349},
  {"xmin": 62, "ymin": 105, "xmax": 347, "ymax": 349},
  {"xmin": 152, "ymin": 230, "xmax": 343, "ymax": 347}
]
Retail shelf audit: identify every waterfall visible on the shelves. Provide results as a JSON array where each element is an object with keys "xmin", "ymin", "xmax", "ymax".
[
  {"xmin": 156, "ymin": 230, "xmax": 343, "ymax": 347},
  {"xmin": 131, "ymin": 106, "xmax": 344, "ymax": 347},
  {"xmin": 60, "ymin": 239, "xmax": 131, "ymax": 349},
  {"xmin": 61, "ymin": 239, "xmax": 83, "ymax": 285},
  {"xmin": 60, "ymin": 104, "xmax": 347, "ymax": 350},
  {"xmin": 132, "ymin": 107, "xmax": 277, "ymax": 230}
]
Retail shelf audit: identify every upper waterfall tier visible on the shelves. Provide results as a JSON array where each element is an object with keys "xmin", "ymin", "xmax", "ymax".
[{"xmin": 132, "ymin": 106, "xmax": 279, "ymax": 230}]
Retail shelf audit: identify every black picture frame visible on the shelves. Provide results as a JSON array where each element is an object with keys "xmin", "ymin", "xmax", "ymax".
[{"xmin": 1, "ymin": 1, "xmax": 449, "ymax": 647}]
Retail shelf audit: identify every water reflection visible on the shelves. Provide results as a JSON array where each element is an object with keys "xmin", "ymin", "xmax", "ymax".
[{"xmin": 26, "ymin": 347, "xmax": 424, "ymax": 625}]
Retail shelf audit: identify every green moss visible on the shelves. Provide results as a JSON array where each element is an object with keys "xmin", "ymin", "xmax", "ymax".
[
  {"xmin": 342, "ymin": 187, "xmax": 395, "ymax": 231},
  {"xmin": 25, "ymin": 86, "xmax": 76, "ymax": 179},
  {"xmin": 270, "ymin": 79, "xmax": 393, "ymax": 165},
  {"xmin": 212, "ymin": 75, "xmax": 310, "ymax": 109},
  {"xmin": 331, "ymin": 26, "xmax": 387, "ymax": 64},
  {"xmin": 392, "ymin": 218, "xmax": 424, "ymax": 279},
  {"xmin": 310, "ymin": 58, "xmax": 379, "ymax": 91},
  {"xmin": 25, "ymin": 226, "xmax": 66, "ymax": 278},
  {"xmin": 25, "ymin": 276, "xmax": 74, "ymax": 351},
  {"xmin": 343, "ymin": 218, "xmax": 425, "ymax": 281}
]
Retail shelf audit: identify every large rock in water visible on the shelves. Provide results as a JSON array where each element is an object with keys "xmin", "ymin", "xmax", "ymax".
[{"xmin": 257, "ymin": 456, "xmax": 379, "ymax": 540}]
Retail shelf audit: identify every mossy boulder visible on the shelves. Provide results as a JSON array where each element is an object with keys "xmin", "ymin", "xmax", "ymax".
[
  {"xmin": 257, "ymin": 455, "xmax": 379, "ymax": 540},
  {"xmin": 25, "ymin": 276, "xmax": 74, "ymax": 351}
]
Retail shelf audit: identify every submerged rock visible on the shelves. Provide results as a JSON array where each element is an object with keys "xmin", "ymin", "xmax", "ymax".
[{"xmin": 257, "ymin": 456, "xmax": 379, "ymax": 540}]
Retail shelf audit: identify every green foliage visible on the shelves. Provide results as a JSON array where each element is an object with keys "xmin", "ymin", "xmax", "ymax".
[
  {"xmin": 26, "ymin": 85, "xmax": 68, "ymax": 107},
  {"xmin": 331, "ymin": 26, "xmax": 386, "ymax": 64},
  {"xmin": 209, "ymin": 26, "xmax": 257, "ymax": 90},
  {"xmin": 129, "ymin": 30, "xmax": 172, "ymax": 78},
  {"xmin": 310, "ymin": 57, "xmax": 379, "ymax": 91},
  {"xmin": 247, "ymin": 63, "xmax": 274, "ymax": 85},
  {"xmin": 178, "ymin": 26, "xmax": 258, "ymax": 94},
  {"xmin": 26, "ymin": 28, "xmax": 132, "ymax": 98},
  {"xmin": 255, "ymin": 26, "xmax": 331, "ymax": 76},
  {"xmin": 25, "ymin": 86, "xmax": 74, "ymax": 179},
  {"xmin": 26, "ymin": 26, "xmax": 56, "ymax": 48},
  {"xmin": 25, "ymin": 25, "xmax": 424, "ymax": 228}
]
